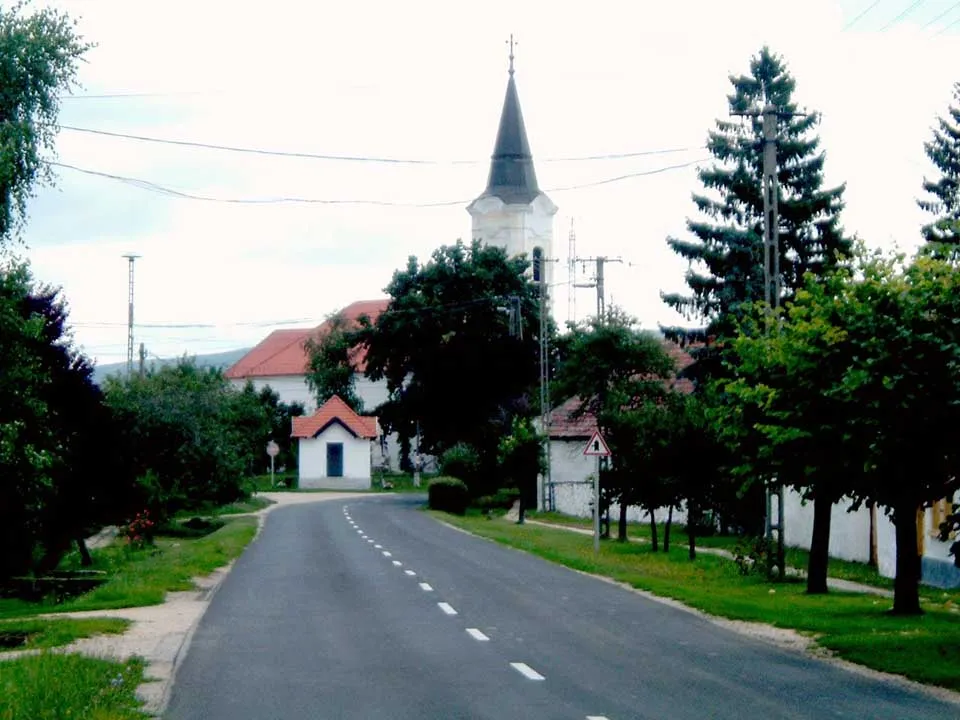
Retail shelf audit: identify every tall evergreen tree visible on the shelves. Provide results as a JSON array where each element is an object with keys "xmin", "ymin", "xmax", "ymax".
[
  {"xmin": 918, "ymin": 82, "xmax": 960, "ymax": 245},
  {"xmin": 662, "ymin": 46, "xmax": 850, "ymax": 377}
]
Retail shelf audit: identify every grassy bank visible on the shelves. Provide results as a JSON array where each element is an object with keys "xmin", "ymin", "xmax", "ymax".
[
  {"xmin": 0, "ymin": 653, "xmax": 148, "ymax": 720},
  {"xmin": 0, "ymin": 617, "xmax": 130, "ymax": 651},
  {"xmin": 435, "ymin": 511, "xmax": 960, "ymax": 692},
  {"xmin": 0, "ymin": 517, "xmax": 258, "ymax": 619}
]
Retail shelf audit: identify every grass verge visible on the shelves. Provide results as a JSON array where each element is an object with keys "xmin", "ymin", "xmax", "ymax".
[
  {"xmin": 0, "ymin": 517, "xmax": 258, "ymax": 619},
  {"xmin": 0, "ymin": 617, "xmax": 130, "ymax": 651},
  {"xmin": 435, "ymin": 511, "xmax": 960, "ymax": 692},
  {"xmin": 526, "ymin": 511, "xmax": 958, "ymax": 599},
  {"xmin": 0, "ymin": 653, "xmax": 148, "ymax": 720}
]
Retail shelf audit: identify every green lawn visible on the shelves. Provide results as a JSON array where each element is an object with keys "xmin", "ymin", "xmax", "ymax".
[
  {"xmin": 435, "ymin": 511, "xmax": 960, "ymax": 692},
  {"xmin": 0, "ymin": 517, "xmax": 258, "ymax": 619},
  {"xmin": 0, "ymin": 617, "xmax": 129, "ymax": 651},
  {"xmin": 0, "ymin": 653, "xmax": 149, "ymax": 720},
  {"xmin": 526, "ymin": 511, "xmax": 959, "ymax": 600},
  {"xmin": 174, "ymin": 495, "xmax": 274, "ymax": 518}
]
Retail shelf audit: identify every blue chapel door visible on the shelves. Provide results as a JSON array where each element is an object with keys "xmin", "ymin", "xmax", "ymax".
[{"xmin": 326, "ymin": 443, "xmax": 344, "ymax": 478}]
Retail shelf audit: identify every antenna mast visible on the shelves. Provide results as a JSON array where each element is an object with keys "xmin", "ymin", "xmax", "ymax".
[{"xmin": 122, "ymin": 254, "xmax": 140, "ymax": 377}]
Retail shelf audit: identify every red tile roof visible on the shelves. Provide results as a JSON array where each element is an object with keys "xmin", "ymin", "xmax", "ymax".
[
  {"xmin": 548, "ymin": 339, "xmax": 696, "ymax": 439},
  {"xmin": 291, "ymin": 395, "xmax": 379, "ymax": 439},
  {"xmin": 226, "ymin": 299, "xmax": 390, "ymax": 379}
]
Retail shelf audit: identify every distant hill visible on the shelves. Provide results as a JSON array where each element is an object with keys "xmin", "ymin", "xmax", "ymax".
[{"xmin": 92, "ymin": 347, "xmax": 251, "ymax": 386}]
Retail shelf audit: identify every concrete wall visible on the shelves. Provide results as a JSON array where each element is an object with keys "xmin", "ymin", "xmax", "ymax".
[
  {"xmin": 469, "ymin": 193, "xmax": 558, "ymax": 289},
  {"xmin": 298, "ymin": 423, "xmax": 371, "ymax": 490},
  {"xmin": 548, "ymin": 439, "xmax": 688, "ymax": 525},
  {"xmin": 783, "ymin": 488, "xmax": 959, "ymax": 587}
]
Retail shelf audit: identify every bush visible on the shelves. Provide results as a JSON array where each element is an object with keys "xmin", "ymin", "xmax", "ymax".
[
  {"xmin": 439, "ymin": 443, "xmax": 481, "ymax": 486},
  {"xmin": 473, "ymin": 488, "xmax": 520, "ymax": 512},
  {"xmin": 428, "ymin": 477, "xmax": 469, "ymax": 515}
]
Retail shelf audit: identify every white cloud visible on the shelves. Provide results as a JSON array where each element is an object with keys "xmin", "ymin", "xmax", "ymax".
[{"xmin": 18, "ymin": 0, "xmax": 960, "ymax": 362}]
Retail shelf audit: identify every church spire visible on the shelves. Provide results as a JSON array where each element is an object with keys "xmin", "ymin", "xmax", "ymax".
[{"xmin": 481, "ymin": 35, "xmax": 540, "ymax": 205}]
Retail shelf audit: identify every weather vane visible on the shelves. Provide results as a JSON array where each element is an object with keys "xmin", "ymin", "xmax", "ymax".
[{"xmin": 507, "ymin": 34, "xmax": 516, "ymax": 75}]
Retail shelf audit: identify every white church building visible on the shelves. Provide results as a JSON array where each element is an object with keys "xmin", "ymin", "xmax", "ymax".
[{"xmin": 225, "ymin": 49, "xmax": 556, "ymax": 475}]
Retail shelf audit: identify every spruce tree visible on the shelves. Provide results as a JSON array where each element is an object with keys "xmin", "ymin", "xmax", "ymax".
[
  {"xmin": 662, "ymin": 47, "xmax": 850, "ymax": 365},
  {"xmin": 918, "ymin": 82, "xmax": 960, "ymax": 245}
]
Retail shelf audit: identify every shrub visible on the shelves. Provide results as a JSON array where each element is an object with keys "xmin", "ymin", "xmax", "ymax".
[
  {"xmin": 473, "ymin": 488, "xmax": 520, "ymax": 512},
  {"xmin": 428, "ymin": 477, "xmax": 469, "ymax": 515},
  {"xmin": 439, "ymin": 443, "xmax": 481, "ymax": 486}
]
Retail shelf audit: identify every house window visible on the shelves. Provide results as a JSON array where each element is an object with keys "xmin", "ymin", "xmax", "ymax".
[{"xmin": 326, "ymin": 443, "xmax": 344, "ymax": 478}]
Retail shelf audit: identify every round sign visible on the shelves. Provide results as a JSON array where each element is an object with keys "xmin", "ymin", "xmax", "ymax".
[{"xmin": 266, "ymin": 440, "xmax": 280, "ymax": 457}]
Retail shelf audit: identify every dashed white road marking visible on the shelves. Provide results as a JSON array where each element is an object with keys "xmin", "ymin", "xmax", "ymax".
[
  {"xmin": 366, "ymin": 539, "xmax": 374, "ymax": 544},
  {"xmin": 419, "ymin": 583, "xmax": 433, "ymax": 592},
  {"xmin": 374, "ymin": 544, "xmax": 383, "ymax": 549},
  {"xmin": 437, "ymin": 602, "xmax": 457, "ymax": 616},
  {"xmin": 466, "ymin": 628, "xmax": 489, "ymax": 641},
  {"xmin": 510, "ymin": 663, "xmax": 545, "ymax": 681},
  {"xmin": 586, "ymin": 716, "xmax": 610, "ymax": 720},
  {"xmin": 382, "ymin": 551, "xmax": 392, "ymax": 557},
  {"xmin": 404, "ymin": 570, "xmax": 416, "ymax": 576},
  {"xmin": 392, "ymin": 560, "xmax": 402, "ymax": 566}
]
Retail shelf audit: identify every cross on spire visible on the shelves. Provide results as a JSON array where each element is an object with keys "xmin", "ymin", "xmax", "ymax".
[{"xmin": 507, "ymin": 34, "xmax": 516, "ymax": 75}]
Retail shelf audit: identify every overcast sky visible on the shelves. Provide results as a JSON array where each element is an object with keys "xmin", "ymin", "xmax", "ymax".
[{"xmin": 16, "ymin": 0, "xmax": 960, "ymax": 365}]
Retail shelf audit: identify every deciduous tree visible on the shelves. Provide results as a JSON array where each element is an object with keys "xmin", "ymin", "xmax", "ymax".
[
  {"xmin": 360, "ymin": 240, "xmax": 544, "ymax": 496},
  {"xmin": 0, "ymin": 2, "xmax": 91, "ymax": 246},
  {"xmin": 304, "ymin": 311, "xmax": 365, "ymax": 413}
]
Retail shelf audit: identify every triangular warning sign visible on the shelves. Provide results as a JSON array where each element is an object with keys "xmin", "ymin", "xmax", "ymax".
[{"xmin": 583, "ymin": 430, "xmax": 611, "ymax": 457}]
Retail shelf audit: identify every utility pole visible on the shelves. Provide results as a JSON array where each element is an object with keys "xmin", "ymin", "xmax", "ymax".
[
  {"xmin": 138, "ymin": 342, "xmax": 146, "ymax": 379},
  {"xmin": 730, "ymin": 102, "xmax": 807, "ymax": 581},
  {"xmin": 574, "ymin": 256, "xmax": 623, "ymax": 324},
  {"xmin": 567, "ymin": 219, "xmax": 577, "ymax": 325},
  {"xmin": 122, "ymin": 254, "xmax": 140, "ymax": 378},
  {"xmin": 532, "ymin": 248, "xmax": 554, "ymax": 512}
]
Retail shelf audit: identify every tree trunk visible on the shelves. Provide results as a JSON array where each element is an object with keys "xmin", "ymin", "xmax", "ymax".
[
  {"xmin": 806, "ymin": 495, "xmax": 832, "ymax": 594},
  {"xmin": 687, "ymin": 502, "xmax": 698, "ymax": 561},
  {"xmin": 617, "ymin": 499, "xmax": 628, "ymax": 542},
  {"xmin": 892, "ymin": 501, "xmax": 923, "ymax": 615},
  {"xmin": 76, "ymin": 536, "xmax": 93, "ymax": 567},
  {"xmin": 649, "ymin": 507, "xmax": 659, "ymax": 552},
  {"xmin": 663, "ymin": 506, "xmax": 673, "ymax": 553}
]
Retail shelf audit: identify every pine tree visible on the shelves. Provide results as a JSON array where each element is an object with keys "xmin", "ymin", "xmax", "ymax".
[
  {"xmin": 918, "ymin": 82, "xmax": 960, "ymax": 245},
  {"xmin": 662, "ymin": 47, "xmax": 850, "ymax": 361}
]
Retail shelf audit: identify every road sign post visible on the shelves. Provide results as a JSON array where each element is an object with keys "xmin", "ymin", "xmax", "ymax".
[
  {"xmin": 266, "ymin": 440, "xmax": 280, "ymax": 488},
  {"xmin": 583, "ymin": 430, "xmax": 612, "ymax": 556}
]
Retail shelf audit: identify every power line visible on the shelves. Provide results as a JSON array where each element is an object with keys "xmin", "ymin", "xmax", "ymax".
[
  {"xmin": 56, "ymin": 125, "xmax": 702, "ymax": 165},
  {"xmin": 879, "ymin": 0, "xmax": 927, "ymax": 30},
  {"xmin": 47, "ymin": 158, "xmax": 708, "ymax": 207},
  {"xmin": 71, "ymin": 317, "xmax": 324, "ymax": 329},
  {"xmin": 933, "ymin": 12, "xmax": 960, "ymax": 33},
  {"xmin": 844, "ymin": 0, "xmax": 882, "ymax": 29},
  {"xmin": 922, "ymin": 0, "xmax": 960, "ymax": 28}
]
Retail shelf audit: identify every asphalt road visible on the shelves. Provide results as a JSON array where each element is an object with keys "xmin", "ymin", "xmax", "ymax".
[{"xmin": 165, "ymin": 495, "xmax": 957, "ymax": 719}]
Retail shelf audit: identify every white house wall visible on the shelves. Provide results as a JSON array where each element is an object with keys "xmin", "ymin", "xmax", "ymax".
[
  {"xmin": 232, "ymin": 373, "xmax": 408, "ymax": 472},
  {"xmin": 298, "ymin": 422, "xmax": 371, "ymax": 490},
  {"xmin": 548, "ymin": 440, "xmax": 688, "ymax": 525},
  {"xmin": 783, "ymin": 487, "xmax": 958, "ymax": 587}
]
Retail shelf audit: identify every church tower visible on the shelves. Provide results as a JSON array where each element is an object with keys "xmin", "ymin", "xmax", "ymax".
[{"xmin": 467, "ymin": 38, "xmax": 558, "ymax": 289}]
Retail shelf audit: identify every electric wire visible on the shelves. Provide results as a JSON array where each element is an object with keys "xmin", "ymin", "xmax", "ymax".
[
  {"xmin": 933, "ymin": 12, "xmax": 960, "ymax": 33},
  {"xmin": 922, "ymin": 0, "xmax": 960, "ymax": 28},
  {"xmin": 56, "ymin": 124, "xmax": 702, "ymax": 165},
  {"xmin": 879, "ymin": 0, "xmax": 927, "ymax": 31},
  {"xmin": 844, "ymin": 0, "xmax": 882, "ymax": 29},
  {"xmin": 47, "ymin": 158, "xmax": 709, "ymax": 207}
]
